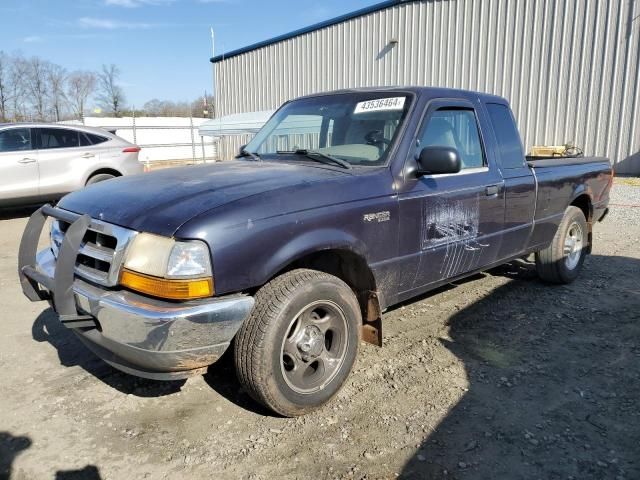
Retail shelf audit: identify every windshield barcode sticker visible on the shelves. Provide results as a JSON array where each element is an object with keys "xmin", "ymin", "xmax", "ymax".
[{"xmin": 354, "ymin": 97, "xmax": 406, "ymax": 114}]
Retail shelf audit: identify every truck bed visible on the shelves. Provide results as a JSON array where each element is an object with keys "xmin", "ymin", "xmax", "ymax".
[
  {"xmin": 525, "ymin": 155, "xmax": 612, "ymax": 251},
  {"xmin": 526, "ymin": 156, "xmax": 610, "ymax": 168}
]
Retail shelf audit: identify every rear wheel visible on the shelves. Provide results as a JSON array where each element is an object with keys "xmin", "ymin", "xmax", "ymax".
[
  {"xmin": 535, "ymin": 206, "xmax": 588, "ymax": 284},
  {"xmin": 234, "ymin": 269, "xmax": 361, "ymax": 416},
  {"xmin": 86, "ymin": 173, "xmax": 116, "ymax": 185}
]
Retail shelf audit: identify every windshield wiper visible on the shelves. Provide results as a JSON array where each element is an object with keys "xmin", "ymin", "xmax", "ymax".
[
  {"xmin": 237, "ymin": 149, "xmax": 262, "ymax": 162},
  {"xmin": 276, "ymin": 149, "xmax": 352, "ymax": 169}
]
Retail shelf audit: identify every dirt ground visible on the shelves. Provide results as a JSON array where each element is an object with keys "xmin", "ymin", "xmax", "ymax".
[{"xmin": 1, "ymin": 180, "xmax": 639, "ymax": 480}]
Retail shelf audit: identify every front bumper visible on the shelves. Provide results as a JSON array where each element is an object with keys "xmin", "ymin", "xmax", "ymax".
[{"xmin": 18, "ymin": 205, "xmax": 254, "ymax": 380}]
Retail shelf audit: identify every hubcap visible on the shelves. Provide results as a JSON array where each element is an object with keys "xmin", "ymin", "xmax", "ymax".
[
  {"xmin": 297, "ymin": 324, "xmax": 324, "ymax": 361},
  {"xmin": 280, "ymin": 300, "xmax": 348, "ymax": 394},
  {"xmin": 564, "ymin": 221, "xmax": 584, "ymax": 270}
]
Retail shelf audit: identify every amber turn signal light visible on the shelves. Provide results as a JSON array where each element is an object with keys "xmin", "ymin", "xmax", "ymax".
[{"xmin": 120, "ymin": 269, "xmax": 213, "ymax": 300}]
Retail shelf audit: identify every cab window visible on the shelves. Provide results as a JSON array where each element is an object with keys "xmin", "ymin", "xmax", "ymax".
[{"xmin": 418, "ymin": 108, "xmax": 485, "ymax": 169}]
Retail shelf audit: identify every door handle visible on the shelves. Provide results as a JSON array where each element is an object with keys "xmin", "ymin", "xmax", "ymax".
[
  {"xmin": 18, "ymin": 158, "xmax": 36, "ymax": 164},
  {"xmin": 81, "ymin": 153, "xmax": 95, "ymax": 159},
  {"xmin": 485, "ymin": 185, "xmax": 500, "ymax": 196}
]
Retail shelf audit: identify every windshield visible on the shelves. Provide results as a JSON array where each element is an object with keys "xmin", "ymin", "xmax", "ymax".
[{"xmin": 244, "ymin": 92, "xmax": 412, "ymax": 166}]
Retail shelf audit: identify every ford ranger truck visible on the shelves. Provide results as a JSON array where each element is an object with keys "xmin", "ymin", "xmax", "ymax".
[{"xmin": 18, "ymin": 87, "xmax": 612, "ymax": 417}]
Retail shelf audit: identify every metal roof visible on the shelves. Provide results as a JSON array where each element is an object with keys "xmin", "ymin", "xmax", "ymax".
[{"xmin": 210, "ymin": 0, "xmax": 409, "ymax": 63}]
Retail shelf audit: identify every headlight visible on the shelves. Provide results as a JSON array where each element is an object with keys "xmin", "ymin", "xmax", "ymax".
[
  {"xmin": 167, "ymin": 242, "xmax": 212, "ymax": 278},
  {"xmin": 120, "ymin": 233, "xmax": 214, "ymax": 300}
]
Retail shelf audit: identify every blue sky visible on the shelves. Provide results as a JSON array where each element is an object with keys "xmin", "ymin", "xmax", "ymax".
[{"xmin": 0, "ymin": 0, "xmax": 379, "ymax": 108}]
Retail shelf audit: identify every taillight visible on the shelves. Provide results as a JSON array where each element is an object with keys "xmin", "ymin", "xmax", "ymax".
[{"xmin": 123, "ymin": 146, "xmax": 141, "ymax": 153}]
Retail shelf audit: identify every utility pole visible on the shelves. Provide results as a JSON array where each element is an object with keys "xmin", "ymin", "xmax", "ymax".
[
  {"xmin": 210, "ymin": 27, "xmax": 215, "ymax": 58},
  {"xmin": 210, "ymin": 27, "xmax": 218, "ymax": 119}
]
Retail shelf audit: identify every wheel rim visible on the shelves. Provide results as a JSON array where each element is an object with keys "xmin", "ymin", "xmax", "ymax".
[
  {"xmin": 280, "ymin": 300, "xmax": 348, "ymax": 394},
  {"xmin": 564, "ymin": 221, "xmax": 584, "ymax": 270}
]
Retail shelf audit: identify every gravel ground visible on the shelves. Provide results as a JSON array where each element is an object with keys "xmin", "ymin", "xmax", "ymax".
[{"xmin": 1, "ymin": 179, "xmax": 639, "ymax": 480}]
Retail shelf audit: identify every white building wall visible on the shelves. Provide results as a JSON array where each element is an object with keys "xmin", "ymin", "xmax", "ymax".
[{"xmin": 214, "ymin": 0, "xmax": 640, "ymax": 173}]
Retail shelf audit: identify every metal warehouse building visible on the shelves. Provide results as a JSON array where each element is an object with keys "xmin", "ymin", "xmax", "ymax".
[{"xmin": 211, "ymin": 0, "xmax": 640, "ymax": 174}]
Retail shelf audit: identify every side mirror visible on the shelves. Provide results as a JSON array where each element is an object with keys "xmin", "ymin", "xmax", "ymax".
[
  {"xmin": 416, "ymin": 146, "xmax": 462, "ymax": 175},
  {"xmin": 237, "ymin": 144, "xmax": 247, "ymax": 156}
]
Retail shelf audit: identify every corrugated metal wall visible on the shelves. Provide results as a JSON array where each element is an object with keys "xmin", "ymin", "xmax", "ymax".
[{"xmin": 214, "ymin": 0, "xmax": 640, "ymax": 173}]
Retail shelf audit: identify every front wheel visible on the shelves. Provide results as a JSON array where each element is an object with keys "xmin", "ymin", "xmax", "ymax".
[
  {"xmin": 535, "ymin": 206, "xmax": 588, "ymax": 284},
  {"xmin": 234, "ymin": 269, "xmax": 361, "ymax": 416}
]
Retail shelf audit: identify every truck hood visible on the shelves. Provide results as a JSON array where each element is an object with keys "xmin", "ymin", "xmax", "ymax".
[{"xmin": 58, "ymin": 161, "xmax": 349, "ymax": 236}]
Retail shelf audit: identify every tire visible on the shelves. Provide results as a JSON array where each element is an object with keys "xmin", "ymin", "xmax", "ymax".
[
  {"xmin": 234, "ymin": 268, "xmax": 362, "ymax": 417},
  {"xmin": 86, "ymin": 173, "xmax": 115, "ymax": 185},
  {"xmin": 535, "ymin": 206, "xmax": 588, "ymax": 284}
]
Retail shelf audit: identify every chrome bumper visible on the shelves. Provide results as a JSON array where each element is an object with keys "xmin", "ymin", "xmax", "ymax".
[{"xmin": 18, "ymin": 205, "xmax": 254, "ymax": 380}]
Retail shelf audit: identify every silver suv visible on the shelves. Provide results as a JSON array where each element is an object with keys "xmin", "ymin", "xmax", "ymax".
[{"xmin": 0, "ymin": 123, "xmax": 144, "ymax": 206}]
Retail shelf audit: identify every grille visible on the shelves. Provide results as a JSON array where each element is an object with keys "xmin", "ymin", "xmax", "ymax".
[{"xmin": 50, "ymin": 217, "xmax": 136, "ymax": 287}]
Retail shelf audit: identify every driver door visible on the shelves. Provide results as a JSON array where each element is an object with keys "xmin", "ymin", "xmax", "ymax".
[{"xmin": 397, "ymin": 99, "xmax": 505, "ymax": 297}]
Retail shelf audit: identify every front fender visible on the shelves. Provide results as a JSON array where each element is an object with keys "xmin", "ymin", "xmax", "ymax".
[{"xmin": 254, "ymin": 228, "xmax": 369, "ymax": 286}]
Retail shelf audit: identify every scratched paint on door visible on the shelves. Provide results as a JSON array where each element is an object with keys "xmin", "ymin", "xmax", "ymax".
[{"xmin": 421, "ymin": 196, "xmax": 489, "ymax": 277}]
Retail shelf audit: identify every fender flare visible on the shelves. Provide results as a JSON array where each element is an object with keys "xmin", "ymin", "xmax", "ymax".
[
  {"xmin": 568, "ymin": 186, "xmax": 594, "ymax": 253},
  {"xmin": 255, "ymin": 228, "xmax": 371, "ymax": 286},
  {"xmin": 569, "ymin": 184, "xmax": 592, "ymax": 210}
]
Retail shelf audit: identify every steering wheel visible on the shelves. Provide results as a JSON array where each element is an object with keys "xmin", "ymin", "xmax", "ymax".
[{"xmin": 364, "ymin": 130, "xmax": 391, "ymax": 147}]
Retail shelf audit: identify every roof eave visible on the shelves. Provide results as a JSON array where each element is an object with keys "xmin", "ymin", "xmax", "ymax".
[{"xmin": 210, "ymin": 0, "xmax": 410, "ymax": 64}]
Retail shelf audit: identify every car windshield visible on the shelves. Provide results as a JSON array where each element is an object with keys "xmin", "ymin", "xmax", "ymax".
[{"xmin": 244, "ymin": 92, "xmax": 412, "ymax": 166}]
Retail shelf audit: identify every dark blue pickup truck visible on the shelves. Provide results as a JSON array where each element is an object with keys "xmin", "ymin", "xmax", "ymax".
[{"xmin": 19, "ymin": 87, "xmax": 612, "ymax": 416}]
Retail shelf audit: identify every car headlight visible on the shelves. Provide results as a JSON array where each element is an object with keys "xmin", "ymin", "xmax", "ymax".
[{"xmin": 120, "ymin": 233, "xmax": 214, "ymax": 300}]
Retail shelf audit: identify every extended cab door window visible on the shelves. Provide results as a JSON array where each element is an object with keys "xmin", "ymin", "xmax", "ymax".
[
  {"xmin": 484, "ymin": 102, "xmax": 536, "ymax": 259},
  {"xmin": 418, "ymin": 108, "xmax": 485, "ymax": 170},
  {"xmin": 485, "ymin": 103, "xmax": 525, "ymax": 169}
]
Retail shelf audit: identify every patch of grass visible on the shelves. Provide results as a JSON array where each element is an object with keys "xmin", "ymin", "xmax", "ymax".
[
  {"xmin": 615, "ymin": 177, "xmax": 640, "ymax": 186},
  {"xmin": 471, "ymin": 340, "xmax": 518, "ymax": 368}
]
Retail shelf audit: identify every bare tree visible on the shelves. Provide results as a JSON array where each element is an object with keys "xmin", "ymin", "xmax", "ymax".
[
  {"xmin": 67, "ymin": 71, "xmax": 96, "ymax": 120},
  {"xmin": 142, "ymin": 98, "xmax": 163, "ymax": 116},
  {"xmin": 97, "ymin": 64, "xmax": 125, "ymax": 117},
  {"xmin": 25, "ymin": 57, "xmax": 50, "ymax": 120},
  {"xmin": 0, "ymin": 51, "xmax": 10, "ymax": 122},
  {"xmin": 191, "ymin": 93, "xmax": 214, "ymax": 118},
  {"xmin": 48, "ymin": 64, "xmax": 67, "ymax": 121},
  {"xmin": 143, "ymin": 98, "xmax": 187, "ymax": 116},
  {"xmin": 142, "ymin": 95, "xmax": 214, "ymax": 118},
  {"xmin": 9, "ymin": 56, "xmax": 28, "ymax": 121}
]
